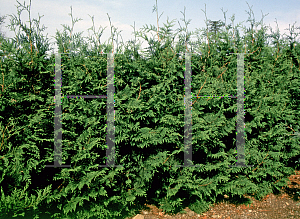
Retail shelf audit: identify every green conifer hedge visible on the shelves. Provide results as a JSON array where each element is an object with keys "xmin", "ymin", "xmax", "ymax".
[{"xmin": 0, "ymin": 0, "xmax": 299, "ymax": 218}]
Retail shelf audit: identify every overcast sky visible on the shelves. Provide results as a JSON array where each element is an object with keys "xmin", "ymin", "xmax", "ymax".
[{"xmin": 0, "ymin": 0, "xmax": 299, "ymax": 59}]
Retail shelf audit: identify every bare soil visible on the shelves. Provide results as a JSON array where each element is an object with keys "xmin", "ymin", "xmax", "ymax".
[{"xmin": 125, "ymin": 169, "xmax": 300, "ymax": 219}]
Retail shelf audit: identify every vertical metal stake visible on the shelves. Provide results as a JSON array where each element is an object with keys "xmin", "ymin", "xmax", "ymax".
[
  {"xmin": 99, "ymin": 52, "xmax": 123, "ymax": 168},
  {"xmin": 46, "ymin": 53, "xmax": 71, "ymax": 168},
  {"xmin": 176, "ymin": 52, "xmax": 201, "ymax": 168},
  {"xmin": 229, "ymin": 53, "xmax": 253, "ymax": 168}
]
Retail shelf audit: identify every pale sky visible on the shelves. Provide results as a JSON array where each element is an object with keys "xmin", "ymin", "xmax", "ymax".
[{"xmin": 0, "ymin": 0, "xmax": 299, "ymax": 59}]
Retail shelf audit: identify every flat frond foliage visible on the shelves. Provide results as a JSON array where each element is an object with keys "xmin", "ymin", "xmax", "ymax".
[{"xmin": 0, "ymin": 1, "xmax": 299, "ymax": 218}]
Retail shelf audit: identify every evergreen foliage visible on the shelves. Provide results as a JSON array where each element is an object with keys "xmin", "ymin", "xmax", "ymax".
[{"xmin": 0, "ymin": 0, "xmax": 299, "ymax": 218}]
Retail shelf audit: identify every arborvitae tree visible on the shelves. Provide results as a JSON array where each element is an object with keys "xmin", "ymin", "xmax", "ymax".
[
  {"xmin": 207, "ymin": 19, "xmax": 225, "ymax": 44},
  {"xmin": 0, "ymin": 0, "xmax": 299, "ymax": 218}
]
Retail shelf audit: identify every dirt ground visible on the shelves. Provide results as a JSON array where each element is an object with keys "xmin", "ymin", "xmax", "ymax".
[{"xmin": 125, "ymin": 169, "xmax": 300, "ymax": 219}]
